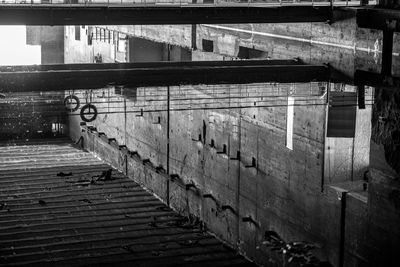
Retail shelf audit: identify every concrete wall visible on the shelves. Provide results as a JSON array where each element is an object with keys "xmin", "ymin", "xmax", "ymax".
[
  {"xmin": 63, "ymin": 17, "xmax": 386, "ymax": 266},
  {"xmin": 25, "ymin": 26, "xmax": 65, "ymax": 64},
  {"xmin": 26, "ymin": 26, "xmax": 41, "ymax": 46},
  {"xmin": 366, "ymin": 167, "xmax": 400, "ymax": 267},
  {"xmin": 94, "ymin": 3, "xmax": 400, "ymax": 82},
  {"xmin": 67, "ymin": 83, "xmax": 375, "ymax": 266},
  {"xmin": 129, "ymin": 37, "xmax": 192, "ymax": 62},
  {"xmin": 65, "ymin": 26, "xmax": 120, "ymax": 63},
  {"xmin": 106, "ymin": 10, "xmax": 400, "ymax": 78},
  {"xmin": 107, "ymin": 25, "xmax": 192, "ymax": 50},
  {"xmin": 366, "ymin": 86, "xmax": 400, "ymax": 267},
  {"xmin": 41, "ymin": 26, "xmax": 65, "ymax": 64}
]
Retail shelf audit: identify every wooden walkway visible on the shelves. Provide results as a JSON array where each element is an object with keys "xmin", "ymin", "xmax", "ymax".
[{"xmin": 0, "ymin": 140, "xmax": 255, "ymax": 266}]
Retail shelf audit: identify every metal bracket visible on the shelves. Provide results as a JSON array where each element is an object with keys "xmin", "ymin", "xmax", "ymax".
[
  {"xmin": 230, "ymin": 151, "xmax": 241, "ymax": 161},
  {"xmin": 192, "ymin": 134, "xmax": 202, "ymax": 142},
  {"xmin": 155, "ymin": 165, "xmax": 166, "ymax": 174},
  {"xmin": 136, "ymin": 108, "xmax": 144, "ymax": 117},
  {"xmin": 203, "ymin": 193, "xmax": 217, "ymax": 203},
  {"xmin": 186, "ymin": 183, "xmax": 197, "ymax": 190},
  {"xmin": 242, "ymin": 216, "xmax": 260, "ymax": 227},
  {"xmin": 221, "ymin": 205, "xmax": 237, "ymax": 215},
  {"xmin": 170, "ymin": 174, "xmax": 181, "ymax": 182},
  {"xmin": 152, "ymin": 116, "xmax": 161, "ymax": 124},
  {"xmin": 216, "ymin": 144, "xmax": 227, "ymax": 154},
  {"xmin": 209, "ymin": 139, "xmax": 215, "ymax": 148},
  {"xmin": 245, "ymin": 157, "xmax": 257, "ymax": 168}
]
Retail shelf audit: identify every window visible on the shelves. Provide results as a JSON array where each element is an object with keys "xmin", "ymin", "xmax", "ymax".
[
  {"xmin": 202, "ymin": 39, "xmax": 214, "ymax": 52},
  {"xmin": 74, "ymin": 26, "xmax": 80, "ymax": 41}
]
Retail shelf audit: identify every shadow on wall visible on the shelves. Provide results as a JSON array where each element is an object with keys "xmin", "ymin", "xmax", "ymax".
[{"xmin": 371, "ymin": 87, "xmax": 400, "ymax": 175}]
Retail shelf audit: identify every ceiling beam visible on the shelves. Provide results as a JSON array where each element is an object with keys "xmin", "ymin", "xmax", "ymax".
[
  {"xmin": 0, "ymin": 61, "xmax": 330, "ymax": 92},
  {"xmin": 0, "ymin": 5, "xmax": 331, "ymax": 25}
]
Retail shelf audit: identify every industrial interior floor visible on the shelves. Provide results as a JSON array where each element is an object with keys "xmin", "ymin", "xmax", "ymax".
[{"xmin": 0, "ymin": 138, "xmax": 255, "ymax": 267}]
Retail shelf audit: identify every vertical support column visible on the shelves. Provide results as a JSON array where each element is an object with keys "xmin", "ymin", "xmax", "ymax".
[
  {"xmin": 124, "ymin": 97, "xmax": 128, "ymax": 176},
  {"xmin": 339, "ymin": 191, "xmax": 348, "ymax": 267},
  {"xmin": 357, "ymin": 85, "xmax": 365, "ymax": 109},
  {"xmin": 167, "ymin": 85, "xmax": 170, "ymax": 206},
  {"xmin": 166, "ymin": 42, "xmax": 171, "ymax": 206},
  {"xmin": 124, "ymin": 98, "xmax": 127, "ymax": 145},
  {"xmin": 191, "ymin": 24, "xmax": 197, "ymax": 51},
  {"xmin": 381, "ymin": 30, "xmax": 394, "ymax": 76},
  {"xmin": 321, "ymin": 82, "xmax": 330, "ymax": 192},
  {"xmin": 125, "ymin": 154, "xmax": 128, "ymax": 176},
  {"xmin": 236, "ymin": 97, "xmax": 242, "ymax": 247}
]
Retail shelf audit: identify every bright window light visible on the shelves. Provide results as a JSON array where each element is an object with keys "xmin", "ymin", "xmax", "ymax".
[
  {"xmin": 286, "ymin": 96, "xmax": 294, "ymax": 150},
  {"xmin": 0, "ymin": 26, "xmax": 41, "ymax": 66}
]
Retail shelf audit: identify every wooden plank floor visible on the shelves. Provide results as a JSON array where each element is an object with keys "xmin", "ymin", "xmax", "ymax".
[{"xmin": 0, "ymin": 140, "xmax": 255, "ymax": 266}]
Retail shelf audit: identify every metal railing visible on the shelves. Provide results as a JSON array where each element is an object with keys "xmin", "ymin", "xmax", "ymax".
[{"xmin": 0, "ymin": 0, "xmax": 377, "ymax": 7}]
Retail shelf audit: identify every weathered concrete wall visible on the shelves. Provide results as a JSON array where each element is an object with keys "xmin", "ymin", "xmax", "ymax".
[
  {"xmin": 129, "ymin": 37, "xmax": 192, "ymax": 62},
  {"xmin": 41, "ymin": 26, "xmax": 65, "ymax": 64},
  {"xmin": 64, "ymin": 17, "xmax": 384, "ymax": 266},
  {"xmin": 366, "ymin": 168, "xmax": 400, "ymax": 267},
  {"xmin": 106, "ymin": 10, "xmax": 400, "ymax": 78},
  {"xmin": 345, "ymin": 191, "xmax": 368, "ymax": 267},
  {"xmin": 106, "ymin": 25, "xmax": 192, "ymax": 49},
  {"xmin": 26, "ymin": 26, "xmax": 41, "ymax": 46},
  {"xmin": 196, "ymin": 17, "xmax": 378, "ymax": 78},
  {"xmin": 25, "ymin": 26, "xmax": 65, "ymax": 64},
  {"xmin": 65, "ymin": 26, "xmax": 119, "ymax": 63},
  {"xmin": 67, "ymin": 83, "xmax": 373, "ymax": 266},
  {"xmin": 366, "ymin": 85, "xmax": 400, "ymax": 267}
]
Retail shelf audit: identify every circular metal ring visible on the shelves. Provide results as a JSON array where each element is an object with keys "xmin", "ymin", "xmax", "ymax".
[
  {"xmin": 80, "ymin": 104, "xmax": 98, "ymax": 122},
  {"xmin": 64, "ymin": 95, "xmax": 80, "ymax": 112}
]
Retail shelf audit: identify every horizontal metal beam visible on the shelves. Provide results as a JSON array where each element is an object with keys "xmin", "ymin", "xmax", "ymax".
[
  {"xmin": 354, "ymin": 70, "xmax": 400, "ymax": 88},
  {"xmin": 357, "ymin": 7, "xmax": 400, "ymax": 31},
  {"xmin": 0, "ymin": 5, "xmax": 331, "ymax": 25},
  {"xmin": 0, "ymin": 61, "xmax": 330, "ymax": 92}
]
